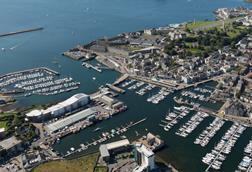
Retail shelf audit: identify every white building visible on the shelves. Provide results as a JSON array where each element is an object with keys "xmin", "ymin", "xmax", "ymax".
[
  {"xmin": 133, "ymin": 143, "xmax": 155, "ymax": 172},
  {"xmin": 26, "ymin": 93, "xmax": 90, "ymax": 122}
]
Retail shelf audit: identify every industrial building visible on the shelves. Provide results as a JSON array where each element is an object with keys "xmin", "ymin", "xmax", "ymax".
[
  {"xmin": 26, "ymin": 93, "xmax": 90, "ymax": 122},
  {"xmin": 99, "ymin": 95, "xmax": 116, "ymax": 107},
  {"xmin": 99, "ymin": 139, "xmax": 131, "ymax": 162},
  {"xmin": 45, "ymin": 107, "xmax": 97, "ymax": 134},
  {"xmin": 133, "ymin": 143, "xmax": 155, "ymax": 172},
  {"xmin": 0, "ymin": 136, "xmax": 23, "ymax": 160}
]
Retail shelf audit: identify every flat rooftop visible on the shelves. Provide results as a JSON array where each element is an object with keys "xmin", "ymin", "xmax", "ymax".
[
  {"xmin": 136, "ymin": 143, "xmax": 154, "ymax": 158},
  {"xmin": 100, "ymin": 139, "xmax": 130, "ymax": 158},
  {"xmin": 0, "ymin": 136, "xmax": 21, "ymax": 151},
  {"xmin": 106, "ymin": 139, "xmax": 130, "ymax": 150},
  {"xmin": 45, "ymin": 107, "xmax": 97, "ymax": 133}
]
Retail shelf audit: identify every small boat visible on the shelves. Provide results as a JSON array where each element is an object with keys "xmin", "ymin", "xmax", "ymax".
[
  {"xmin": 92, "ymin": 77, "xmax": 96, "ymax": 80},
  {"xmin": 93, "ymin": 127, "xmax": 101, "ymax": 132}
]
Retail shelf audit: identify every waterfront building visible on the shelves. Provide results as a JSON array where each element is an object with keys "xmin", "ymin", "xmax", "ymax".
[
  {"xmin": 99, "ymin": 139, "xmax": 131, "ymax": 163},
  {"xmin": 145, "ymin": 133, "xmax": 164, "ymax": 151},
  {"xmin": 133, "ymin": 143, "xmax": 155, "ymax": 172},
  {"xmin": 26, "ymin": 93, "xmax": 90, "ymax": 122},
  {"xmin": 45, "ymin": 107, "xmax": 97, "ymax": 134},
  {"xmin": 98, "ymin": 95, "xmax": 116, "ymax": 108}
]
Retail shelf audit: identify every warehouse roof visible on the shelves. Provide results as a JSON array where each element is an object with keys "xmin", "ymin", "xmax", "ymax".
[
  {"xmin": 45, "ymin": 107, "xmax": 97, "ymax": 133},
  {"xmin": 26, "ymin": 109, "xmax": 43, "ymax": 117},
  {"xmin": 26, "ymin": 93, "xmax": 90, "ymax": 117},
  {"xmin": 0, "ymin": 136, "xmax": 21, "ymax": 151},
  {"xmin": 99, "ymin": 145, "xmax": 110, "ymax": 158},
  {"xmin": 106, "ymin": 139, "xmax": 130, "ymax": 150},
  {"xmin": 99, "ymin": 139, "xmax": 130, "ymax": 158}
]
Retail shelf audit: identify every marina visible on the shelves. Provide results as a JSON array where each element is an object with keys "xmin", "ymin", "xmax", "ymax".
[
  {"xmin": 0, "ymin": 67, "xmax": 80, "ymax": 97},
  {"xmin": 194, "ymin": 117, "xmax": 225, "ymax": 147},
  {"xmin": 203, "ymin": 123, "xmax": 246, "ymax": 171},
  {"xmin": 176, "ymin": 111, "xmax": 209, "ymax": 138},
  {"xmin": 237, "ymin": 138, "xmax": 252, "ymax": 171},
  {"xmin": 136, "ymin": 84, "xmax": 156, "ymax": 96},
  {"xmin": 160, "ymin": 106, "xmax": 191, "ymax": 132},
  {"xmin": 146, "ymin": 87, "xmax": 174, "ymax": 104},
  {"xmin": 181, "ymin": 90, "xmax": 210, "ymax": 102}
]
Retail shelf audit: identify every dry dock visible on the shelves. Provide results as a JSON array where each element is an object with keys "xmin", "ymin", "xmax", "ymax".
[{"xmin": 0, "ymin": 27, "xmax": 43, "ymax": 37}]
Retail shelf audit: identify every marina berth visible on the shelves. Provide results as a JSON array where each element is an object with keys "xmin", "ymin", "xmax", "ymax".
[
  {"xmin": 0, "ymin": 67, "xmax": 80, "ymax": 97},
  {"xmin": 237, "ymin": 138, "xmax": 252, "ymax": 171},
  {"xmin": 194, "ymin": 117, "xmax": 224, "ymax": 147},
  {"xmin": 203, "ymin": 123, "xmax": 246, "ymax": 171},
  {"xmin": 160, "ymin": 106, "xmax": 191, "ymax": 132},
  {"xmin": 176, "ymin": 111, "xmax": 209, "ymax": 138}
]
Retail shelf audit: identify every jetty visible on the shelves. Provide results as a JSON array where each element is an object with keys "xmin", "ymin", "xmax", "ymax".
[
  {"xmin": 113, "ymin": 74, "xmax": 129, "ymax": 86},
  {"xmin": 0, "ymin": 27, "xmax": 43, "ymax": 37},
  {"xmin": 106, "ymin": 83, "xmax": 125, "ymax": 94}
]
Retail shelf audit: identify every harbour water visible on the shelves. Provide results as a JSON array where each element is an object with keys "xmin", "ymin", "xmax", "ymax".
[{"xmin": 1, "ymin": 0, "xmax": 252, "ymax": 171}]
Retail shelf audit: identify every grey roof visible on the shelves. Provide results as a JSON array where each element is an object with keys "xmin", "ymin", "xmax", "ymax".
[
  {"xmin": 99, "ymin": 139, "xmax": 130, "ymax": 158},
  {"xmin": 46, "ymin": 107, "xmax": 97, "ymax": 133},
  {"xmin": 0, "ymin": 136, "xmax": 21, "ymax": 151},
  {"xmin": 99, "ymin": 145, "xmax": 110, "ymax": 158}
]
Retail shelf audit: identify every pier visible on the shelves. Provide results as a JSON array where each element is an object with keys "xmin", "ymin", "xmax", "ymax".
[
  {"xmin": 113, "ymin": 74, "xmax": 129, "ymax": 86},
  {"xmin": 106, "ymin": 83, "xmax": 125, "ymax": 94},
  {"xmin": 0, "ymin": 27, "xmax": 43, "ymax": 37}
]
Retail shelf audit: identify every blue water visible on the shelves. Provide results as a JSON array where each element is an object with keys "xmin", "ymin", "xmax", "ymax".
[{"xmin": 1, "ymin": 0, "xmax": 252, "ymax": 171}]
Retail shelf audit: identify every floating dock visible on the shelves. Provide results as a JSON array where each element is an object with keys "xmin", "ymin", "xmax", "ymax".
[
  {"xmin": 82, "ymin": 62, "xmax": 102, "ymax": 73},
  {"xmin": 0, "ymin": 27, "xmax": 43, "ymax": 37}
]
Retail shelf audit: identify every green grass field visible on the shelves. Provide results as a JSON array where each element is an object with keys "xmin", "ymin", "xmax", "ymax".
[
  {"xmin": 94, "ymin": 166, "xmax": 107, "ymax": 172},
  {"xmin": 0, "ymin": 121, "xmax": 7, "ymax": 129},
  {"xmin": 185, "ymin": 18, "xmax": 239, "ymax": 31},
  {"xmin": 33, "ymin": 153, "xmax": 99, "ymax": 172},
  {"xmin": 186, "ymin": 20, "xmax": 220, "ymax": 30}
]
